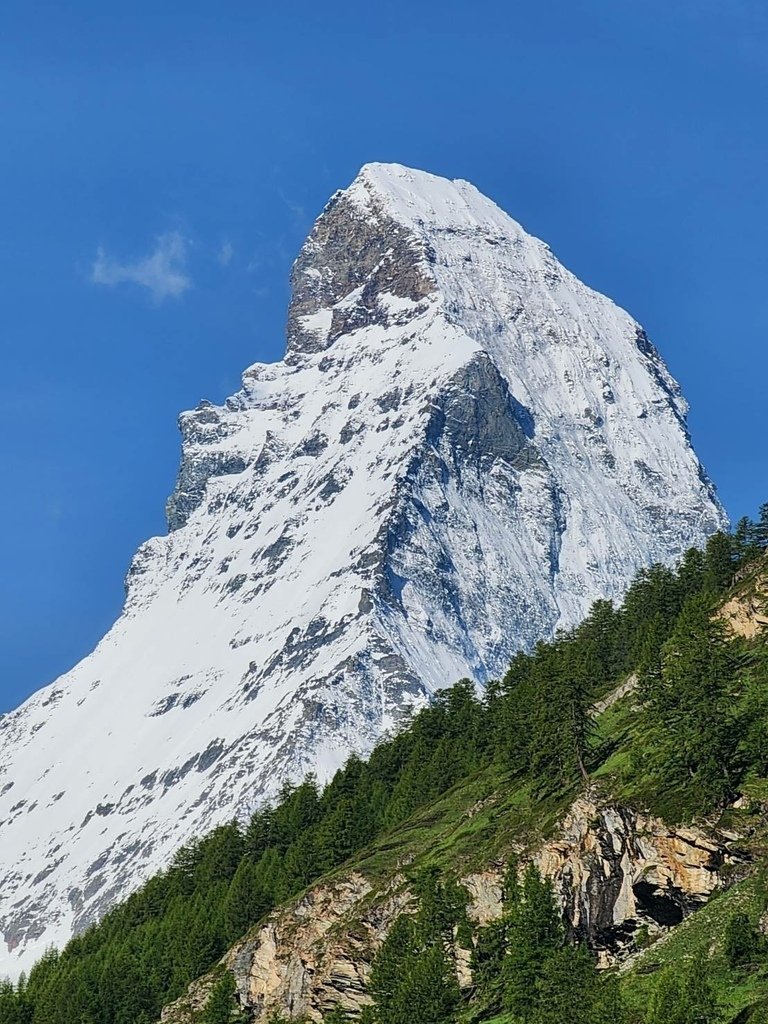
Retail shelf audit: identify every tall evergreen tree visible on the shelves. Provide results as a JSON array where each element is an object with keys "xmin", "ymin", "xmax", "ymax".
[
  {"xmin": 367, "ymin": 870, "xmax": 465, "ymax": 1024},
  {"xmin": 647, "ymin": 957, "xmax": 722, "ymax": 1024},
  {"xmin": 200, "ymin": 971, "xmax": 244, "ymax": 1024},
  {"xmin": 501, "ymin": 865, "xmax": 563, "ymax": 1018},
  {"xmin": 703, "ymin": 531, "xmax": 736, "ymax": 593},
  {"xmin": 755, "ymin": 503, "xmax": 768, "ymax": 550},
  {"xmin": 641, "ymin": 594, "xmax": 739, "ymax": 814},
  {"xmin": 532, "ymin": 944, "xmax": 626, "ymax": 1024}
]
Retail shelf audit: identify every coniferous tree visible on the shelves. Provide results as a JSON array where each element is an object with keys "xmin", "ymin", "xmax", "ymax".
[
  {"xmin": 367, "ymin": 870, "xmax": 465, "ymax": 1024},
  {"xmin": 224, "ymin": 858, "xmax": 271, "ymax": 942},
  {"xmin": 755, "ymin": 503, "xmax": 768, "ymax": 550},
  {"xmin": 733, "ymin": 516, "xmax": 760, "ymax": 565},
  {"xmin": 647, "ymin": 957, "xmax": 722, "ymax": 1024},
  {"xmin": 677, "ymin": 546, "xmax": 706, "ymax": 600},
  {"xmin": 563, "ymin": 642, "xmax": 599, "ymax": 782},
  {"xmin": 641, "ymin": 594, "xmax": 740, "ymax": 815},
  {"xmin": 723, "ymin": 912, "xmax": 763, "ymax": 969},
  {"xmin": 532, "ymin": 943, "xmax": 626, "ymax": 1024},
  {"xmin": 620, "ymin": 563, "xmax": 681, "ymax": 667},
  {"xmin": 200, "ymin": 971, "xmax": 244, "ymax": 1024},
  {"xmin": 738, "ymin": 644, "xmax": 768, "ymax": 776},
  {"xmin": 703, "ymin": 531, "xmax": 736, "ymax": 593},
  {"xmin": 501, "ymin": 865, "xmax": 563, "ymax": 1018},
  {"xmin": 472, "ymin": 860, "xmax": 518, "ymax": 1013},
  {"xmin": 473, "ymin": 862, "xmax": 628, "ymax": 1024},
  {"xmin": 0, "ymin": 979, "xmax": 31, "ymax": 1024}
]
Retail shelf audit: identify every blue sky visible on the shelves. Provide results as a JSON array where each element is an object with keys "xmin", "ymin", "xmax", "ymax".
[{"xmin": 2, "ymin": 0, "xmax": 767, "ymax": 712}]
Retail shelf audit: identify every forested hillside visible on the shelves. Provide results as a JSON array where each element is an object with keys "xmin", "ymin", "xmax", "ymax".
[{"xmin": 3, "ymin": 509, "xmax": 768, "ymax": 1024}]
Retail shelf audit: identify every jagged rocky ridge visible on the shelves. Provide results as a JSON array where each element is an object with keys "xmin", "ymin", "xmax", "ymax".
[{"xmin": 0, "ymin": 163, "xmax": 726, "ymax": 977}]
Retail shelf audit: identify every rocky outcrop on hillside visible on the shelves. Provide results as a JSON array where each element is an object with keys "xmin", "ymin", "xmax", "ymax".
[
  {"xmin": 534, "ymin": 795, "xmax": 741, "ymax": 964},
  {"xmin": 719, "ymin": 556, "xmax": 768, "ymax": 639},
  {"xmin": 159, "ymin": 794, "xmax": 745, "ymax": 1022}
]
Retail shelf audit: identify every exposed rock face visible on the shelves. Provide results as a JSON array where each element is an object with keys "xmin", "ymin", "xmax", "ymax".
[
  {"xmin": 284, "ymin": 189, "xmax": 436, "ymax": 361},
  {"xmin": 0, "ymin": 163, "xmax": 726, "ymax": 977},
  {"xmin": 533, "ymin": 795, "xmax": 739, "ymax": 963},
  {"xmin": 719, "ymin": 558, "xmax": 768, "ymax": 639},
  {"xmin": 230, "ymin": 873, "xmax": 393, "ymax": 1020},
  {"xmin": 159, "ymin": 795, "xmax": 743, "ymax": 1022},
  {"xmin": 160, "ymin": 873, "xmax": 403, "ymax": 1024}
]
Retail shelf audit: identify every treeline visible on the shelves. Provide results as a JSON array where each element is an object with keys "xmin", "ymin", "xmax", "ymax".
[{"xmin": 2, "ymin": 508, "xmax": 768, "ymax": 1024}]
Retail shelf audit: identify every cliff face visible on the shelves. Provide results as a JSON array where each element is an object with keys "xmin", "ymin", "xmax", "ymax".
[
  {"xmin": 160, "ymin": 794, "xmax": 744, "ymax": 1023},
  {"xmin": 0, "ymin": 163, "xmax": 725, "ymax": 976},
  {"xmin": 534, "ymin": 796, "xmax": 735, "ymax": 963}
]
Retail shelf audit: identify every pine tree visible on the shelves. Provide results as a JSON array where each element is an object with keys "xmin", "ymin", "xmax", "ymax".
[
  {"xmin": 224, "ymin": 857, "xmax": 271, "ymax": 942},
  {"xmin": 367, "ymin": 870, "xmax": 464, "ymax": 1024},
  {"xmin": 677, "ymin": 546, "xmax": 706, "ymax": 600},
  {"xmin": 723, "ymin": 912, "xmax": 763, "ymax": 969},
  {"xmin": 532, "ymin": 944, "xmax": 617, "ymax": 1024},
  {"xmin": 563, "ymin": 642, "xmax": 599, "ymax": 782},
  {"xmin": 756, "ymin": 503, "xmax": 768, "ymax": 550},
  {"xmin": 733, "ymin": 516, "xmax": 761, "ymax": 565},
  {"xmin": 620, "ymin": 563, "xmax": 681, "ymax": 666},
  {"xmin": 647, "ymin": 957, "xmax": 723, "ymax": 1024},
  {"xmin": 575, "ymin": 599, "xmax": 621, "ymax": 685},
  {"xmin": 472, "ymin": 861, "xmax": 629, "ymax": 1023},
  {"xmin": 703, "ymin": 531, "xmax": 735, "ymax": 593},
  {"xmin": 642, "ymin": 594, "xmax": 739, "ymax": 815},
  {"xmin": 0, "ymin": 979, "xmax": 31, "ymax": 1024},
  {"xmin": 368, "ymin": 915, "xmax": 417, "ymax": 1023},
  {"xmin": 200, "ymin": 971, "xmax": 244, "ymax": 1024},
  {"xmin": 501, "ymin": 865, "xmax": 563, "ymax": 1017}
]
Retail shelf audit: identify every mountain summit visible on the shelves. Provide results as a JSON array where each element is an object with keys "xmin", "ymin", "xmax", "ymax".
[{"xmin": 0, "ymin": 163, "xmax": 726, "ymax": 976}]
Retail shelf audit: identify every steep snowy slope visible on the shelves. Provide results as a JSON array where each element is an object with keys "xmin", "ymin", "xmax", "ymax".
[{"xmin": 0, "ymin": 164, "xmax": 726, "ymax": 978}]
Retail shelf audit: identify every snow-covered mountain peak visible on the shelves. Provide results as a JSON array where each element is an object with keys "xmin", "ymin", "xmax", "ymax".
[
  {"xmin": 284, "ymin": 161, "xmax": 531, "ymax": 362},
  {"xmin": 0, "ymin": 165, "xmax": 725, "ymax": 979},
  {"xmin": 351, "ymin": 162, "xmax": 517, "ymax": 232}
]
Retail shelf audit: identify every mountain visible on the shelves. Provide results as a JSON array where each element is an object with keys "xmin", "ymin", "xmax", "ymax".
[{"xmin": 0, "ymin": 162, "xmax": 725, "ymax": 979}]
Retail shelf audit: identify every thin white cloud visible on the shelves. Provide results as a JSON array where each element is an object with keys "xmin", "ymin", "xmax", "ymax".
[
  {"xmin": 217, "ymin": 240, "xmax": 234, "ymax": 267},
  {"xmin": 91, "ymin": 232, "xmax": 192, "ymax": 302},
  {"xmin": 277, "ymin": 188, "xmax": 306, "ymax": 222}
]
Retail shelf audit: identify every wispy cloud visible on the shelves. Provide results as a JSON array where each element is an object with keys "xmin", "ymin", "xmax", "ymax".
[
  {"xmin": 216, "ymin": 240, "xmax": 234, "ymax": 267},
  {"xmin": 91, "ymin": 232, "xmax": 192, "ymax": 302},
  {"xmin": 277, "ymin": 188, "xmax": 306, "ymax": 223}
]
